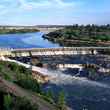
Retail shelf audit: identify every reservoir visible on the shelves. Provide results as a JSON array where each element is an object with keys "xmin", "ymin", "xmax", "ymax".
[{"xmin": 0, "ymin": 32, "xmax": 60, "ymax": 49}]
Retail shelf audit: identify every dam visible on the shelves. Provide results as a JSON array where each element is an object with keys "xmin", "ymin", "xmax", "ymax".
[{"xmin": 0, "ymin": 47, "xmax": 109, "ymax": 57}]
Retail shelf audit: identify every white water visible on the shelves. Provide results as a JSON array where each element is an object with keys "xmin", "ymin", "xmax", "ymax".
[
  {"xmin": 1, "ymin": 56, "xmax": 110, "ymax": 89},
  {"xmin": 1, "ymin": 56, "xmax": 110, "ymax": 109},
  {"xmin": 45, "ymin": 69, "xmax": 110, "ymax": 89}
]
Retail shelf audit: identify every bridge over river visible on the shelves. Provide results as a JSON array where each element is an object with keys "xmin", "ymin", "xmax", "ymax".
[{"xmin": 0, "ymin": 47, "xmax": 110, "ymax": 57}]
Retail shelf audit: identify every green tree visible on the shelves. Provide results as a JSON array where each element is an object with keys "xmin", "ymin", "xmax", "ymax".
[
  {"xmin": 45, "ymin": 90, "xmax": 54, "ymax": 104},
  {"xmin": 16, "ymin": 74, "xmax": 41, "ymax": 93},
  {"xmin": 4, "ymin": 94, "xmax": 12, "ymax": 110},
  {"xmin": 14, "ymin": 97, "xmax": 38, "ymax": 110},
  {"xmin": 8, "ymin": 63, "xmax": 18, "ymax": 72},
  {"xmin": 47, "ymin": 90, "xmax": 54, "ymax": 99},
  {"xmin": 57, "ymin": 90, "xmax": 66, "ymax": 110}
]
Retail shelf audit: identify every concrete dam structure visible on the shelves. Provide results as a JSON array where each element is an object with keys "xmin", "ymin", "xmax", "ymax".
[
  {"xmin": 0, "ymin": 47, "xmax": 109, "ymax": 57},
  {"xmin": 0, "ymin": 56, "xmax": 52, "ymax": 83}
]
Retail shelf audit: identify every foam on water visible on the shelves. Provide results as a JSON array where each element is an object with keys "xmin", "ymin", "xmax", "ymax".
[
  {"xmin": 46, "ymin": 69, "xmax": 110, "ymax": 89},
  {"xmin": 2, "ymin": 56, "xmax": 110, "ymax": 89}
]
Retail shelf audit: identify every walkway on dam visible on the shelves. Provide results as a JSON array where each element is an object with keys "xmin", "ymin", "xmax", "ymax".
[
  {"xmin": 10, "ymin": 47, "xmax": 110, "ymax": 57},
  {"xmin": 0, "ymin": 47, "xmax": 110, "ymax": 56},
  {"xmin": 12, "ymin": 47, "xmax": 110, "ymax": 51}
]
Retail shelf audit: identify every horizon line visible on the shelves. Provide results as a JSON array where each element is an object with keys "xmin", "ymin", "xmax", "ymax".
[{"xmin": 0, "ymin": 24, "xmax": 110, "ymax": 27}]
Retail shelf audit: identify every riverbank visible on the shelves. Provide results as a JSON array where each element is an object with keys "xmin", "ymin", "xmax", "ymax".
[
  {"xmin": 0, "ymin": 59, "xmax": 69, "ymax": 110},
  {"xmin": 44, "ymin": 24, "xmax": 110, "ymax": 47},
  {"xmin": 43, "ymin": 35, "xmax": 110, "ymax": 47}
]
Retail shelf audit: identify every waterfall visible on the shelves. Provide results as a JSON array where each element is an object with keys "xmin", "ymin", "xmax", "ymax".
[{"xmin": 1, "ymin": 56, "xmax": 110, "ymax": 89}]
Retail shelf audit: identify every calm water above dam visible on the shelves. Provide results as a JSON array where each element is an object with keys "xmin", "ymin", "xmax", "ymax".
[{"xmin": 0, "ymin": 32, "xmax": 60, "ymax": 48}]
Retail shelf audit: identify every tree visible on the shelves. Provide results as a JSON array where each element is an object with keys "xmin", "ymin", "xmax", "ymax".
[
  {"xmin": 57, "ymin": 90, "xmax": 66, "ymax": 110},
  {"xmin": 4, "ymin": 94, "xmax": 12, "ymax": 110},
  {"xmin": 45, "ymin": 90, "xmax": 54, "ymax": 104},
  {"xmin": 16, "ymin": 75, "xmax": 41, "ymax": 93},
  {"xmin": 14, "ymin": 97, "xmax": 38, "ymax": 110},
  {"xmin": 47, "ymin": 90, "xmax": 54, "ymax": 99},
  {"xmin": 8, "ymin": 63, "xmax": 18, "ymax": 72},
  {"xmin": 0, "ymin": 92, "xmax": 4, "ymax": 110}
]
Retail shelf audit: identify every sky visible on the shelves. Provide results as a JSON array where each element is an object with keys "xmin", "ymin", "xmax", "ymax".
[{"xmin": 0, "ymin": 0, "xmax": 109, "ymax": 25}]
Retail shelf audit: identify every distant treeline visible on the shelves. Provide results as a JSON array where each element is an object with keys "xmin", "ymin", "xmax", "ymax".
[
  {"xmin": 44, "ymin": 24, "xmax": 110, "ymax": 47},
  {"xmin": 0, "ymin": 27, "xmax": 39, "ymax": 34}
]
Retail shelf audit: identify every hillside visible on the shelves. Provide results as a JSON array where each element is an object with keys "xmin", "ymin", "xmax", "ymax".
[{"xmin": 0, "ymin": 61, "xmax": 66, "ymax": 110}]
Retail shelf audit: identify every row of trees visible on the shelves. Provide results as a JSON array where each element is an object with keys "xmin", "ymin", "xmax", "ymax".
[{"xmin": 66, "ymin": 24, "xmax": 110, "ymax": 32}]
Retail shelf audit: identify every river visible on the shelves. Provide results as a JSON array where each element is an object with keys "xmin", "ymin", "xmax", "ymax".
[
  {"xmin": 0, "ymin": 32, "xmax": 110, "ymax": 110},
  {"xmin": 0, "ymin": 32, "xmax": 60, "ymax": 48}
]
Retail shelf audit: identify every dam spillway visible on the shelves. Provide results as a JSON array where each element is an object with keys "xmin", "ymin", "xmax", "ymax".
[{"xmin": 1, "ymin": 47, "xmax": 110, "ymax": 57}]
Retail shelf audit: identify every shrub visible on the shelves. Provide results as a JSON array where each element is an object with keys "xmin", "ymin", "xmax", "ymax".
[
  {"xmin": 57, "ymin": 90, "xmax": 66, "ymax": 110},
  {"xmin": 13, "ymin": 97, "xmax": 38, "ymax": 110},
  {"xmin": 4, "ymin": 94, "xmax": 12, "ymax": 110},
  {"xmin": 15, "ymin": 74, "xmax": 41, "ymax": 93}
]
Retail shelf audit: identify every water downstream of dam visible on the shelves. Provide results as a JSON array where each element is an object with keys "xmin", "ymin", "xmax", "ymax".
[
  {"xmin": 15, "ymin": 54, "xmax": 110, "ymax": 110},
  {"xmin": 40, "ymin": 54, "xmax": 110, "ymax": 110},
  {"xmin": 43, "ymin": 70, "xmax": 110, "ymax": 110}
]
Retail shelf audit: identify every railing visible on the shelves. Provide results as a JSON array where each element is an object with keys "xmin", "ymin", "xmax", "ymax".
[
  {"xmin": 0, "ymin": 47, "xmax": 109, "ymax": 51},
  {"xmin": 0, "ymin": 47, "xmax": 14, "ymax": 51}
]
